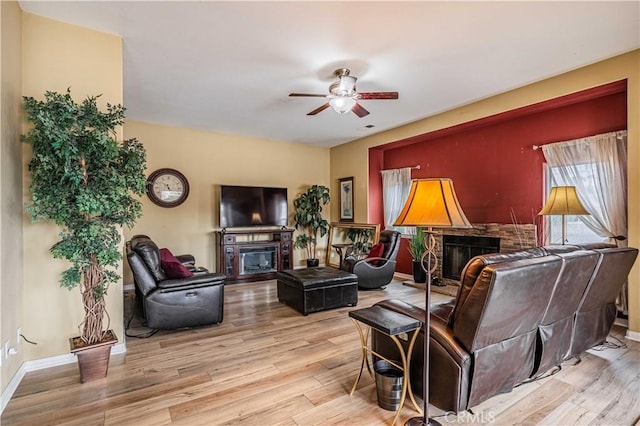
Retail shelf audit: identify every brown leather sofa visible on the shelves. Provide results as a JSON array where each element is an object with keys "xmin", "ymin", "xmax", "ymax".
[{"xmin": 372, "ymin": 244, "xmax": 638, "ymax": 412}]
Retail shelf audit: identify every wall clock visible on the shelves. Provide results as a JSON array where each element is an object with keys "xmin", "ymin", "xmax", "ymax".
[{"xmin": 146, "ymin": 168, "xmax": 190, "ymax": 208}]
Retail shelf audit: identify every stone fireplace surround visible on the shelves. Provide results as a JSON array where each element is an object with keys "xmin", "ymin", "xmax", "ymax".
[{"xmin": 427, "ymin": 223, "xmax": 538, "ymax": 288}]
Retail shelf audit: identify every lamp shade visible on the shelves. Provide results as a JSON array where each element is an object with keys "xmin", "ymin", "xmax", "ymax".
[
  {"xmin": 394, "ymin": 178, "xmax": 472, "ymax": 228},
  {"xmin": 538, "ymin": 186, "xmax": 589, "ymax": 216}
]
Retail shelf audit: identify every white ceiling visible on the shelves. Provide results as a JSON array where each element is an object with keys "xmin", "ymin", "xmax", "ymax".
[{"xmin": 19, "ymin": 1, "xmax": 640, "ymax": 148}]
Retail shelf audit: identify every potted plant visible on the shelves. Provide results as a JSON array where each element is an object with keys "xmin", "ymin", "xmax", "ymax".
[
  {"xmin": 22, "ymin": 90, "xmax": 147, "ymax": 382},
  {"xmin": 408, "ymin": 227, "xmax": 427, "ymax": 283},
  {"xmin": 293, "ymin": 185, "xmax": 330, "ymax": 267}
]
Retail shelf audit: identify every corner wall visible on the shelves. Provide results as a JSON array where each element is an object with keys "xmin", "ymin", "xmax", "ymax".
[
  {"xmin": 1, "ymin": 0, "xmax": 23, "ymax": 393},
  {"xmin": 330, "ymin": 50, "xmax": 640, "ymax": 334},
  {"xmin": 21, "ymin": 13, "xmax": 125, "ymax": 360}
]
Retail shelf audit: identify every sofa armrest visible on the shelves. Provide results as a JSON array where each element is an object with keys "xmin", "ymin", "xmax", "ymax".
[
  {"xmin": 341, "ymin": 256, "xmax": 357, "ymax": 272},
  {"xmin": 157, "ymin": 273, "xmax": 226, "ymax": 290},
  {"xmin": 175, "ymin": 254, "xmax": 196, "ymax": 265},
  {"xmin": 353, "ymin": 258, "xmax": 396, "ymax": 274},
  {"xmin": 429, "ymin": 314, "xmax": 472, "ymax": 412},
  {"xmin": 375, "ymin": 299, "xmax": 466, "ymax": 359},
  {"xmin": 431, "ymin": 299, "xmax": 456, "ymax": 323},
  {"xmin": 430, "ymin": 314, "xmax": 470, "ymax": 365}
]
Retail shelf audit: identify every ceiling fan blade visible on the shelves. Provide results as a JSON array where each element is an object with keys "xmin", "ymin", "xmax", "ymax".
[
  {"xmin": 357, "ymin": 92, "xmax": 399, "ymax": 100},
  {"xmin": 289, "ymin": 93, "xmax": 328, "ymax": 98},
  {"xmin": 307, "ymin": 103, "xmax": 330, "ymax": 116},
  {"xmin": 352, "ymin": 103, "xmax": 370, "ymax": 118}
]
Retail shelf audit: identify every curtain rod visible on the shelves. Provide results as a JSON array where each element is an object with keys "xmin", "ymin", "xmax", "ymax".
[
  {"xmin": 380, "ymin": 165, "xmax": 421, "ymax": 172},
  {"xmin": 533, "ymin": 131, "xmax": 626, "ymax": 150}
]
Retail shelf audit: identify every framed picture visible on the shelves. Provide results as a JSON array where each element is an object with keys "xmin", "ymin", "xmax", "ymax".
[{"xmin": 339, "ymin": 177, "xmax": 354, "ymax": 222}]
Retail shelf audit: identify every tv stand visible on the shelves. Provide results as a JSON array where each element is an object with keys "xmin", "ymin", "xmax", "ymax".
[{"xmin": 215, "ymin": 228, "xmax": 294, "ymax": 283}]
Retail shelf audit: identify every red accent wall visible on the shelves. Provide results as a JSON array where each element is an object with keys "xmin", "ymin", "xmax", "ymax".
[{"xmin": 368, "ymin": 81, "xmax": 627, "ymax": 276}]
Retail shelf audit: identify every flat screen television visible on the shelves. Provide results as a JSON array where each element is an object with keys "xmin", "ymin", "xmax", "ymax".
[{"xmin": 219, "ymin": 185, "xmax": 288, "ymax": 228}]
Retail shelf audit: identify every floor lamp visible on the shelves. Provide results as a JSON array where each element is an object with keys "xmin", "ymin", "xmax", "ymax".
[
  {"xmin": 538, "ymin": 186, "xmax": 589, "ymax": 245},
  {"xmin": 393, "ymin": 178, "xmax": 471, "ymax": 426}
]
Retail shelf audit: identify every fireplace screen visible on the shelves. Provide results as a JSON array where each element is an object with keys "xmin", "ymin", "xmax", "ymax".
[
  {"xmin": 442, "ymin": 235, "xmax": 500, "ymax": 280},
  {"xmin": 239, "ymin": 245, "xmax": 277, "ymax": 275}
]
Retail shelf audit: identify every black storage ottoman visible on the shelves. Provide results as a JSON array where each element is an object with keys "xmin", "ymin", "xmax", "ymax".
[{"xmin": 277, "ymin": 267, "xmax": 358, "ymax": 315}]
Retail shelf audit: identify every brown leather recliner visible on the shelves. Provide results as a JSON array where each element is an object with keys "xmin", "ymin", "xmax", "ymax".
[
  {"xmin": 531, "ymin": 245, "xmax": 600, "ymax": 377},
  {"xmin": 127, "ymin": 235, "xmax": 226, "ymax": 330},
  {"xmin": 374, "ymin": 253, "xmax": 563, "ymax": 412},
  {"xmin": 566, "ymin": 244, "xmax": 638, "ymax": 358}
]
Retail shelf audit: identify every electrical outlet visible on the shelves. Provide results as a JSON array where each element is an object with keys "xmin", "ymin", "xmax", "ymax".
[
  {"xmin": 17, "ymin": 328, "xmax": 22, "ymax": 346},
  {"xmin": 2, "ymin": 341, "xmax": 8, "ymax": 359}
]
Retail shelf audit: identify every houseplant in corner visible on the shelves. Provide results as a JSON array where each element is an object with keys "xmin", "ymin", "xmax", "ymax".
[
  {"xmin": 293, "ymin": 185, "xmax": 330, "ymax": 267},
  {"xmin": 22, "ymin": 90, "xmax": 147, "ymax": 382},
  {"xmin": 408, "ymin": 227, "xmax": 427, "ymax": 283}
]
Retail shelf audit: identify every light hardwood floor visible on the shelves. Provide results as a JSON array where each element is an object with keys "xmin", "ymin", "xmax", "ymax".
[{"xmin": 3, "ymin": 279, "xmax": 639, "ymax": 425}]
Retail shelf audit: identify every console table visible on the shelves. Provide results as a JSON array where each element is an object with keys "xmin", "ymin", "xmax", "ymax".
[
  {"xmin": 215, "ymin": 228, "xmax": 293, "ymax": 283},
  {"xmin": 348, "ymin": 305, "xmax": 423, "ymax": 425}
]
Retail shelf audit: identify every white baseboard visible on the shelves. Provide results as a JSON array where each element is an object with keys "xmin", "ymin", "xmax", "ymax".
[
  {"xmin": 0, "ymin": 342, "xmax": 126, "ymax": 415},
  {"xmin": 0, "ymin": 362, "xmax": 25, "ymax": 414},
  {"xmin": 626, "ymin": 329, "xmax": 640, "ymax": 342}
]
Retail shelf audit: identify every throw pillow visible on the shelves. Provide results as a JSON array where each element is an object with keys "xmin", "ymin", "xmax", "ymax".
[
  {"xmin": 367, "ymin": 243, "xmax": 385, "ymax": 266},
  {"xmin": 159, "ymin": 248, "xmax": 194, "ymax": 279}
]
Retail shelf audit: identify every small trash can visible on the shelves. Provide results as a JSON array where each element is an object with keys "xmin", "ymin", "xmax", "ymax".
[{"xmin": 374, "ymin": 359, "xmax": 404, "ymax": 411}]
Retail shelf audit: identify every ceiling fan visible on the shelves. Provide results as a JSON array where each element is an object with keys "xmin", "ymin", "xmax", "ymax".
[{"xmin": 289, "ymin": 68, "xmax": 399, "ymax": 118}]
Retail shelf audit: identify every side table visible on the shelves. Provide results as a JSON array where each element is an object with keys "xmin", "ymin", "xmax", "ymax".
[
  {"xmin": 348, "ymin": 305, "xmax": 423, "ymax": 425},
  {"xmin": 332, "ymin": 243, "xmax": 354, "ymax": 266}
]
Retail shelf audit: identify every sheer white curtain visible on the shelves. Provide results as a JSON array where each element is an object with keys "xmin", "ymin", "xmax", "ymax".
[
  {"xmin": 542, "ymin": 129, "xmax": 628, "ymax": 312},
  {"xmin": 381, "ymin": 167, "xmax": 412, "ymax": 232}
]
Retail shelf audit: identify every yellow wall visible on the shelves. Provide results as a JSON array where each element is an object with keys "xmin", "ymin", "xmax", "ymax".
[
  {"xmin": 21, "ymin": 13, "xmax": 125, "ymax": 359},
  {"xmin": 123, "ymin": 120, "xmax": 331, "ymax": 282},
  {"xmin": 1, "ymin": 0, "xmax": 23, "ymax": 392},
  {"xmin": 330, "ymin": 50, "xmax": 640, "ymax": 334}
]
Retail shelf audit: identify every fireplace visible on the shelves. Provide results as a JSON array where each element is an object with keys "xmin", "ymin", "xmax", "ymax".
[
  {"xmin": 442, "ymin": 235, "xmax": 500, "ymax": 280},
  {"xmin": 239, "ymin": 245, "xmax": 278, "ymax": 276}
]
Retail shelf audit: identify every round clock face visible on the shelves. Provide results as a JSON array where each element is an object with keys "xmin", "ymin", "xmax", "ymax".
[{"xmin": 146, "ymin": 168, "xmax": 190, "ymax": 208}]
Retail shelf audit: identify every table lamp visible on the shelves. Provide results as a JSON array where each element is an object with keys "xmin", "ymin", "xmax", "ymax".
[
  {"xmin": 394, "ymin": 178, "xmax": 471, "ymax": 426},
  {"xmin": 538, "ymin": 186, "xmax": 589, "ymax": 245}
]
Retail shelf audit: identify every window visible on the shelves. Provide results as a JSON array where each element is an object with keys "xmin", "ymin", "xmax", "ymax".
[
  {"xmin": 380, "ymin": 167, "xmax": 414, "ymax": 235},
  {"xmin": 543, "ymin": 164, "xmax": 605, "ymax": 244}
]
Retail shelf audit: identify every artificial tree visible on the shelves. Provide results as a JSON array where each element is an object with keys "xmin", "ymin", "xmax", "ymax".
[
  {"xmin": 23, "ymin": 89, "xmax": 147, "ymax": 347},
  {"xmin": 293, "ymin": 185, "xmax": 330, "ymax": 266}
]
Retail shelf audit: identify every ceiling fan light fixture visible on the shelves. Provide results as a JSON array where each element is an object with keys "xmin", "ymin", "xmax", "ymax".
[
  {"xmin": 329, "ymin": 97, "xmax": 356, "ymax": 114},
  {"xmin": 337, "ymin": 75, "xmax": 357, "ymax": 95},
  {"xmin": 289, "ymin": 68, "xmax": 396, "ymax": 117}
]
